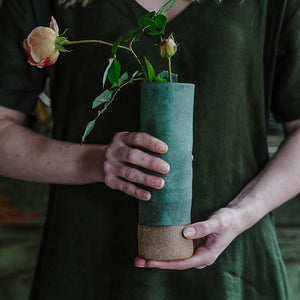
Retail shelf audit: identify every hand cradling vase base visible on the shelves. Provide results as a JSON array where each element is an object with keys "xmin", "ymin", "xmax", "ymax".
[{"xmin": 139, "ymin": 81, "xmax": 195, "ymax": 260}]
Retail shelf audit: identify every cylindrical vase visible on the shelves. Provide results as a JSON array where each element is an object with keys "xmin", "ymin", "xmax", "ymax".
[{"xmin": 139, "ymin": 81, "xmax": 195, "ymax": 260}]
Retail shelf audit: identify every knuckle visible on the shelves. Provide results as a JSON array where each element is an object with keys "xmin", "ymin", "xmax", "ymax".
[
  {"xmin": 144, "ymin": 175, "xmax": 153, "ymax": 187},
  {"xmin": 125, "ymin": 167, "xmax": 136, "ymax": 181},
  {"xmin": 105, "ymin": 146, "xmax": 111, "ymax": 159},
  {"xmin": 146, "ymin": 138, "xmax": 156, "ymax": 151},
  {"xmin": 150, "ymin": 138, "xmax": 158, "ymax": 148},
  {"xmin": 218, "ymin": 216, "xmax": 229, "ymax": 231},
  {"xmin": 128, "ymin": 148, "xmax": 138, "ymax": 162},
  {"xmin": 138, "ymin": 174, "xmax": 147, "ymax": 185},
  {"xmin": 131, "ymin": 132, "xmax": 142, "ymax": 146},
  {"xmin": 193, "ymin": 222, "xmax": 208, "ymax": 237},
  {"xmin": 123, "ymin": 183, "xmax": 133, "ymax": 195},
  {"xmin": 104, "ymin": 173, "xmax": 115, "ymax": 189},
  {"xmin": 117, "ymin": 146, "xmax": 127, "ymax": 159},
  {"xmin": 151, "ymin": 158, "xmax": 161, "ymax": 170},
  {"xmin": 195, "ymin": 265, "xmax": 205, "ymax": 270},
  {"xmin": 205, "ymin": 255, "xmax": 216, "ymax": 266},
  {"xmin": 135, "ymin": 189, "xmax": 143, "ymax": 199},
  {"xmin": 114, "ymin": 131, "xmax": 124, "ymax": 141},
  {"xmin": 103, "ymin": 161, "xmax": 111, "ymax": 173},
  {"xmin": 136, "ymin": 173, "xmax": 147, "ymax": 186},
  {"xmin": 200, "ymin": 222, "xmax": 211, "ymax": 235}
]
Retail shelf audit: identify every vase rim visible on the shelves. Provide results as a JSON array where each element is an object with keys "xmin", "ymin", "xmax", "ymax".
[{"xmin": 141, "ymin": 81, "xmax": 195, "ymax": 87}]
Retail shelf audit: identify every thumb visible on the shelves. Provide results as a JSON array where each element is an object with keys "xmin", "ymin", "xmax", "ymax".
[{"xmin": 183, "ymin": 220, "xmax": 216, "ymax": 240}]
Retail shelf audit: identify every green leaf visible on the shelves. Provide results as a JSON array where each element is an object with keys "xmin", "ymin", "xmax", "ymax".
[
  {"xmin": 119, "ymin": 72, "xmax": 129, "ymax": 85},
  {"xmin": 111, "ymin": 35, "xmax": 122, "ymax": 56},
  {"xmin": 124, "ymin": 29, "xmax": 138, "ymax": 42},
  {"xmin": 137, "ymin": 11, "xmax": 156, "ymax": 27},
  {"xmin": 157, "ymin": 70, "xmax": 178, "ymax": 82},
  {"xmin": 149, "ymin": 14, "xmax": 167, "ymax": 35},
  {"xmin": 155, "ymin": 14, "xmax": 167, "ymax": 29},
  {"xmin": 156, "ymin": 0, "xmax": 176, "ymax": 15},
  {"xmin": 144, "ymin": 57, "xmax": 155, "ymax": 82},
  {"xmin": 154, "ymin": 76, "xmax": 167, "ymax": 82},
  {"xmin": 102, "ymin": 58, "xmax": 114, "ymax": 88},
  {"xmin": 133, "ymin": 29, "xmax": 142, "ymax": 42},
  {"xmin": 59, "ymin": 28, "xmax": 69, "ymax": 37},
  {"xmin": 108, "ymin": 59, "xmax": 121, "ymax": 85},
  {"xmin": 55, "ymin": 36, "xmax": 71, "ymax": 52},
  {"xmin": 132, "ymin": 70, "xmax": 139, "ymax": 78},
  {"xmin": 82, "ymin": 120, "xmax": 96, "ymax": 143},
  {"xmin": 92, "ymin": 89, "xmax": 112, "ymax": 109},
  {"xmin": 57, "ymin": 45, "xmax": 69, "ymax": 52},
  {"xmin": 58, "ymin": 36, "xmax": 68, "ymax": 43},
  {"xmin": 171, "ymin": 73, "xmax": 178, "ymax": 82}
]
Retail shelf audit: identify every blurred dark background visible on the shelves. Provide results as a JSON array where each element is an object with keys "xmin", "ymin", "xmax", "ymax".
[{"xmin": 0, "ymin": 0, "xmax": 299, "ymax": 298}]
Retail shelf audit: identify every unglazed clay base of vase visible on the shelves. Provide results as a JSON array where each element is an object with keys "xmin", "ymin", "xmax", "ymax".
[{"xmin": 138, "ymin": 224, "xmax": 194, "ymax": 260}]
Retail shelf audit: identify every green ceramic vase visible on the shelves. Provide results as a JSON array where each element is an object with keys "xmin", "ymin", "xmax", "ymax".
[{"xmin": 138, "ymin": 81, "xmax": 195, "ymax": 260}]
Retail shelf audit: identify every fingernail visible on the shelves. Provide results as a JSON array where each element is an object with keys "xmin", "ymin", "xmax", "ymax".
[
  {"xmin": 159, "ymin": 163, "xmax": 169, "ymax": 173},
  {"xmin": 158, "ymin": 143, "xmax": 168, "ymax": 152},
  {"xmin": 134, "ymin": 264, "xmax": 144, "ymax": 268},
  {"xmin": 183, "ymin": 227, "xmax": 196, "ymax": 238},
  {"xmin": 142, "ymin": 192, "xmax": 151, "ymax": 200},
  {"xmin": 153, "ymin": 179, "xmax": 164, "ymax": 188}
]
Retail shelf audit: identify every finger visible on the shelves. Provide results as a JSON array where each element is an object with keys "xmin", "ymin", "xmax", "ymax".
[
  {"xmin": 145, "ymin": 246, "xmax": 215, "ymax": 270},
  {"xmin": 104, "ymin": 160, "xmax": 164, "ymax": 189},
  {"xmin": 183, "ymin": 219, "xmax": 219, "ymax": 240},
  {"xmin": 117, "ymin": 165, "xmax": 165, "ymax": 189},
  {"xmin": 105, "ymin": 173, "xmax": 151, "ymax": 201},
  {"xmin": 134, "ymin": 257, "xmax": 148, "ymax": 268},
  {"xmin": 123, "ymin": 132, "xmax": 168, "ymax": 154},
  {"xmin": 117, "ymin": 146, "xmax": 170, "ymax": 174},
  {"xmin": 195, "ymin": 265, "xmax": 206, "ymax": 269}
]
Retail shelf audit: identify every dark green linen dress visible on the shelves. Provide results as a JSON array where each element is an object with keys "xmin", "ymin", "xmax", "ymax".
[{"xmin": 0, "ymin": 0, "xmax": 299, "ymax": 299}]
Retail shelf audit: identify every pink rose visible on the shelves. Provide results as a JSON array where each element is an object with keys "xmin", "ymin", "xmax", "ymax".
[{"xmin": 23, "ymin": 17, "xmax": 60, "ymax": 68}]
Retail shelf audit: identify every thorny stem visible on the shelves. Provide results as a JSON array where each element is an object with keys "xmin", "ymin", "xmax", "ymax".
[{"xmin": 168, "ymin": 58, "xmax": 172, "ymax": 82}]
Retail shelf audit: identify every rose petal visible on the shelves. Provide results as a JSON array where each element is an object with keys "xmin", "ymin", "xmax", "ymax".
[{"xmin": 50, "ymin": 16, "xmax": 59, "ymax": 35}]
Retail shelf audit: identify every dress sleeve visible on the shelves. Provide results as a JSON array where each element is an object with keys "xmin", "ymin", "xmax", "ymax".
[
  {"xmin": 272, "ymin": 0, "xmax": 300, "ymax": 122},
  {"xmin": 0, "ymin": 0, "xmax": 49, "ymax": 115}
]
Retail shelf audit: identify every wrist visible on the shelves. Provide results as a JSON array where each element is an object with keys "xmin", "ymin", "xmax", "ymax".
[
  {"xmin": 71, "ymin": 143, "xmax": 108, "ymax": 184},
  {"xmin": 227, "ymin": 194, "xmax": 266, "ymax": 234}
]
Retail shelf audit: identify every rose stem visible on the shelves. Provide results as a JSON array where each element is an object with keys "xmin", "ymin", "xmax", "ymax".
[
  {"xmin": 65, "ymin": 40, "xmax": 148, "ymax": 80},
  {"xmin": 168, "ymin": 58, "xmax": 172, "ymax": 82}
]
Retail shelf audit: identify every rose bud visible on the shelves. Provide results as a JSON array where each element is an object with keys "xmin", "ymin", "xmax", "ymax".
[
  {"xmin": 158, "ymin": 34, "xmax": 177, "ymax": 59},
  {"xmin": 23, "ymin": 17, "xmax": 60, "ymax": 68}
]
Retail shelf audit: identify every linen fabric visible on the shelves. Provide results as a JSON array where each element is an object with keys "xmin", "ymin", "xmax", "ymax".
[{"xmin": 1, "ymin": 0, "xmax": 299, "ymax": 299}]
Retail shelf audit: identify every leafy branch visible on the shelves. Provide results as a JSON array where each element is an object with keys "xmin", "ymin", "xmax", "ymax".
[
  {"xmin": 82, "ymin": 72, "xmax": 144, "ymax": 142},
  {"xmin": 80, "ymin": 0, "xmax": 177, "ymax": 141}
]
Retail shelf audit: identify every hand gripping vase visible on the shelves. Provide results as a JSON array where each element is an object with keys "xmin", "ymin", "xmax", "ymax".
[{"xmin": 138, "ymin": 81, "xmax": 195, "ymax": 260}]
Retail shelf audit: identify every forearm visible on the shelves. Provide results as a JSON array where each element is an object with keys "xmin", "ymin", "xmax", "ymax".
[
  {"xmin": 0, "ymin": 119, "xmax": 106, "ymax": 184},
  {"xmin": 228, "ymin": 128, "xmax": 300, "ymax": 232}
]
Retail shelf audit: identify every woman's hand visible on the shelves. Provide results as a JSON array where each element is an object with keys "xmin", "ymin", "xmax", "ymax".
[
  {"xmin": 134, "ymin": 207, "xmax": 241, "ymax": 270},
  {"xmin": 103, "ymin": 131, "xmax": 170, "ymax": 201}
]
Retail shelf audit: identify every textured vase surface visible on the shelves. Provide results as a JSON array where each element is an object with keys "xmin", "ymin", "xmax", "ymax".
[{"xmin": 138, "ymin": 81, "xmax": 195, "ymax": 260}]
